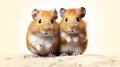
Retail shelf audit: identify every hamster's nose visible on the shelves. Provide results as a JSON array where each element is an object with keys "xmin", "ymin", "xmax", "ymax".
[
  {"xmin": 70, "ymin": 25, "xmax": 75, "ymax": 29},
  {"xmin": 44, "ymin": 27, "xmax": 50, "ymax": 32}
]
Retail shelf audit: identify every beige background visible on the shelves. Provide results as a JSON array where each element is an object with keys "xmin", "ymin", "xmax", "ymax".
[{"xmin": 0, "ymin": 0, "xmax": 120, "ymax": 56}]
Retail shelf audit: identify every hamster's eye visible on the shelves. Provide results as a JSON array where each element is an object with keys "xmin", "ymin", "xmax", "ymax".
[
  {"xmin": 51, "ymin": 19, "xmax": 54, "ymax": 24},
  {"xmin": 65, "ymin": 18, "xmax": 68, "ymax": 22},
  {"xmin": 76, "ymin": 17, "xmax": 80, "ymax": 22},
  {"xmin": 39, "ymin": 19, "xmax": 42, "ymax": 24}
]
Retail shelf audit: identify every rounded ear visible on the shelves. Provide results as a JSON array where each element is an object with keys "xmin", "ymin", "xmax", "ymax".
[
  {"xmin": 52, "ymin": 8, "xmax": 58, "ymax": 20},
  {"xmin": 60, "ymin": 8, "xmax": 66, "ymax": 17},
  {"xmin": 79, "ymin": 7, "xmax": 86, "ymax": 18},
  {"xmin": 32, "ymin": 9, "xmax": 39, "ymax": 19}
]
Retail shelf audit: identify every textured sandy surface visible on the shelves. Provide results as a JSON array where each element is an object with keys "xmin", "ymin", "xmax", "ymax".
[{"xmin": 0, "ymin": 54, "xmax": 120, "ymax": 67}]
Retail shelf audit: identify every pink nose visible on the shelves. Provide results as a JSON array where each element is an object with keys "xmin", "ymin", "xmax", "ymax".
[
  {"xmin": 70, "ymin": 25, "xmax": 75, "ymax": 29},
  {"xmin": 44, "ymin": 27, "xmax": 50, "ymax": 32}
]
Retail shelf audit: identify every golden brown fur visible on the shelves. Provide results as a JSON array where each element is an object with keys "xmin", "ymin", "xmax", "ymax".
[
  {"xmin": 60, "ymin": 7, "xmax": 88, "ymax": 55},
  {"xmin": 26, "ymin": 9, "xmax": 60, "ymax": 57}
]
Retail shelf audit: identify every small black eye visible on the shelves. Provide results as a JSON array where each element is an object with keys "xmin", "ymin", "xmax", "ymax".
[
  {"xmin": 76, "ymin": 17, "xmax": 80, "ymax": 22},
  {"xmin": 65, "ymin": 18, "xmax": 68, "ymax": 22},
  {"xmin": 39, "ymin": 19, "xmax": 42, "ymax": 24},
  {"xmin": 51, "ymin": 19, "xmax": 54, "ymax": 24}
]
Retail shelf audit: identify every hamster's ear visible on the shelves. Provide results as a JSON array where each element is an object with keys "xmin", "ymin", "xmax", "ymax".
[
  {"xmin": 79, "ymin": 7, "xmax": 86, "ymax": 18},
  {"xmin": 60, "ymin": 8, "xmax": 66, "ymax": 17},
  {"xmin": 32, "ymin": 9, "xmax": 39, "ymax": 19},
  {"xmin": 52, "ymin": 8, "xmax": 58, "ymax": 20}
]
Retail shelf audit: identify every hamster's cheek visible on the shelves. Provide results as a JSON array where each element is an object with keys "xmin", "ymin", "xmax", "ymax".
[
  {"xmin": 60, "ymin": 32, "xmax": 68, "ymax": 38},
  {"xmin": 47, "ymin": 32, "xmax": 54, "ymax": 36},
  {"xmin": 79, "ymin": 33, "xmax": 85, "ymax": 38},
  {"xmin": 63, "ymin": 26, "xmax": 70, "ymax": 32}
]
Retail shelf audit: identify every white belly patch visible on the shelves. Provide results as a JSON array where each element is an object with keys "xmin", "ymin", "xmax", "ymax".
[{"xmin": 29, "ymin": 34, "xmax": 56, "ymax": 52}]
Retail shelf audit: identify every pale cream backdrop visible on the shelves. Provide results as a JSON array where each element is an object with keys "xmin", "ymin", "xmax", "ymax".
[{"xmin": 0, "ymin": 0, "xmax": 120, "ymax": 56}]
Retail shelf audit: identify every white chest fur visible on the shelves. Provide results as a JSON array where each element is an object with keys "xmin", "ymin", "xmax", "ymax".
[
  {"xmin": 29, "ymin": 34, "xmax": 56, "ymax": 51},
  {"xmin": 60, "ymin": 32, "xmax": 82, "ymax": 54}
]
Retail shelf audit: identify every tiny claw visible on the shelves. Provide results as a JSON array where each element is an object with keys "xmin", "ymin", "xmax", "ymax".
[
  {"xmin": 47, "ymin": 53, "xmax": 56, "ymax": 57},
  {"xmin": 72, "ymin": 52, "xmax": 80, "ymax": 56},
  {"xmin": 60, "ymin": 52, "xmax": 68, "ymax": 56}
]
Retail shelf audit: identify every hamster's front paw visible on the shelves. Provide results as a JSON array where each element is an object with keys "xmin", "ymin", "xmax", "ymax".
[
  {"xmin": 73, "ymin": 37, "xmax": 79, "ymax": 42},
  {"xmin": 66, "ymin": 37, "xmax": 72, "ymax": 43},
  {"xmin": 35, "ymin": 44, "xmax": 41, "ymax": 51},
  {"xmin": 31, "ymin": 54, "xmax": 39, "ymax": 58},
  {"xmin": 47, "ymin": 53, "xmax": 56, "ymax": 57},
  {"xmin": 60, "ymin": 52, "xmax": 68, "ymax": 56}
]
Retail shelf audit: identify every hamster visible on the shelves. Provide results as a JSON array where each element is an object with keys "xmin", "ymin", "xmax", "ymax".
[
  {"xmin": 59, "ymin": 7, "xmax": 88, "ymax": 56},
  {"xmin": 26, "ymin": 9, "xmax": 60, "ymax": 57}
]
